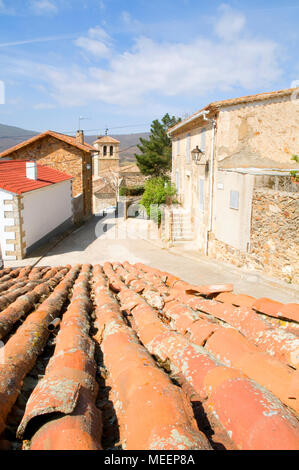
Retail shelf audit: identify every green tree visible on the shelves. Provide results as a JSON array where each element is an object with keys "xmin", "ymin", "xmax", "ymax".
[
  {"xmin": 135, "ymin": 113, "xmax": 181, "ymax": 177},
  {"xmin": 290, "ymin": 154, "xmax": 299, "ymax": 182},
  {"xmin": 140, "ymin": 177, "xmax": 177, "ymax": 224}
]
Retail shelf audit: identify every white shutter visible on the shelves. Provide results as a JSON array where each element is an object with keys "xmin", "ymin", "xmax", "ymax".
[{"xmin": 230, "ymin": 190, "xmax": 239, "ymax": 210}]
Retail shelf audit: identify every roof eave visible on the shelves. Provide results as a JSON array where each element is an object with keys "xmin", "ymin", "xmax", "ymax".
[{"xmin": 167, "ymin": 106, "xmax": 214, "ymax": 136}]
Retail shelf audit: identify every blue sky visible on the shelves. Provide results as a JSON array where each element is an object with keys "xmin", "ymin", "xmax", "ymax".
[{"xmin": 0, "ymin": 0, "xmax": 298, "ymax": 135}]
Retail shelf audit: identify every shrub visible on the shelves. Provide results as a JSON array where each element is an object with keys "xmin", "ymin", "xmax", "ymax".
[
  {"xmin": 290, "ymin": 154, "xmax": 299, "ymax": 182},
  {"xmin": 140, "ymin": 177, "xmax": 177, "ymax": 224},
  {"xmin": 119, "ymin": 185, "xmax": 145, "ymax": 197}
]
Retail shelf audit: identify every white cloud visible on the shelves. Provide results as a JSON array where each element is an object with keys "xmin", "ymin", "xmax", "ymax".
[
  {"xmin": 121, "ymin": 10, "xmax": 143, "ymax": 32},
  {"xmin": 30, "ymin": 0, "xmax": 58, "ymax": 15},
  {"xmin": 99, "ymin": 1, "xmax": 105, "ymax": 10},
  {"xmin": 2, "ymin": 8, "xmax": 283, "ymax": 112},
  {"xmin": 34, "ymin": 102, "xmax": 57, "ymax": 109},
  {"xmin": 31, "ymin": 33, "xmax": 281, "ymax": 108},
  {"xmin": 214, "ymin": 4, "xmax": 246, "ymax": 41},
  {"xmin": 75, "ymin": 26, "xmax": 111, "ymax": 58}
]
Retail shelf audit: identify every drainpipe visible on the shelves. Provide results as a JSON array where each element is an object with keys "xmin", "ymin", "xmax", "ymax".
[{"xmin": 203, "ymin": 114, "xmax": 216, "ymax": 256}]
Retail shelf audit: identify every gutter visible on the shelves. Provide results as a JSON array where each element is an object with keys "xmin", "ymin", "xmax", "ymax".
[{"xmin": 205, "ymin": 117, "xmax": 217, "ymax": 256}]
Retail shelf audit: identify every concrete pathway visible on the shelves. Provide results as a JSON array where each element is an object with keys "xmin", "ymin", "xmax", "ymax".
[{"xmin": 5, "ymin": 215, "xmax": 299, "ymax": 304}]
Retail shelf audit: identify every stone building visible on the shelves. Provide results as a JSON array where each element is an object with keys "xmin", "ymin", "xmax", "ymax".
[
  {"xmin": 0, "ymin": 130, "xmax": 95, "ymax": 222},
  {"xmin": 92, "ymin": 135, "xmax": 120, "ymax": 176},
  {"xmin": 168, "ymin": 87, "xmax": 299, "ymax": 284}
]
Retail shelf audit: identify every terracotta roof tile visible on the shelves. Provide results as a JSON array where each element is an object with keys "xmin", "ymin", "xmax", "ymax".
[
  {"xmin": 0, "ymin": 160, "xmax": 73, "ymax": 194},
  {"xmin": 0, "ymin": 262, "xmax": 298, "ymax": 451}
]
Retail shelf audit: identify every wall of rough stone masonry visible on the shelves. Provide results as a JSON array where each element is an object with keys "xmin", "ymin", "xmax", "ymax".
[
  {"xmin": 120, "ymin": 172, "xmax": 147, "ymax": 188},
  {"xmin": 93, "ymin": 194, "xmax": 116, "ymax": 213},
  {"xmin": 210, "ymin": 179, "xmax": 299, "ymax": 285},
  {"xmin": 8, "ymin": 136, "xmax": 84, "ymax": 196}
]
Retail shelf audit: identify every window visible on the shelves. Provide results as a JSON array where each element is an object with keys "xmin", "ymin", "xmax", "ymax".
[
  {"xmin": 186, "ymin": 133, "xmax": 191, "ymax": 163},
  {"xmin": 176, "ymin": 171, "xmax": 180, "ymax": 193},
  {"xmin": 103, "ymin": 146, "xmax": 107, "ymax": 156},
  {"xmin": 201, "ymin": 128, "xmax": 206, "ymax": 152},
  {"xmin": 230, "ymin": 190, "xmax": 239, "ymax": 210},
  {"xmin": 199, "ymin": 179, "xmax": 204, "ymax": 211},
  {"xmin": 110, "ymin": 146, "xmax": 114, "ymax": 156},
  {"xmin": 177, "ymin": 138, "xmax": 180, "ymax": 155}
]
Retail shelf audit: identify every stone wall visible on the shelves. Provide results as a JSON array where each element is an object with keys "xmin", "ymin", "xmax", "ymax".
[
  {"xmin": 210, "ymin": 183, "xmax": 299, "ymax": 285},
  {"xmin": 120, "ymin": 172, "xmax": 147, "ymax": 188},
  {"xmin": 72, "ymin": 194, "xmax": 84, "ymax": 224},
  {"xmin": 93, "ymin": 194, "xmax": 116, "ymax": 213},
  {"xmin": 7, "ymin": 135, "xmax": 93, "ymax": 220},
  {"xmin": 216, "ymin": 96, "xmax": 299, "ymax": 169},
  {"xmin": 8, "ymin": 136, "xmax": 85, "ymax": 196}
]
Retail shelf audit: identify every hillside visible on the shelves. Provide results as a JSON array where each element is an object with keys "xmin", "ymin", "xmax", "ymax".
[
  {"xmin": 0, "ymin": 123, "xmax": 150, "ymax": 163},
  {"xmin": 0, "ymin": 124, "xmax": 38, "ymax": 153},
  {"xmin": 85, "ymin": 133, "xmax": 150, "ymax": 162}
]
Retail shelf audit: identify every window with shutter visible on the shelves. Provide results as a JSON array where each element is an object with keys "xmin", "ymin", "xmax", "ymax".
[{"xmin": 230, "ymin": 190, "xmax": 239, "ymax": 210}]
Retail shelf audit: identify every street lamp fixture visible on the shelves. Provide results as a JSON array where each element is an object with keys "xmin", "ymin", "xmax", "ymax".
[{"xmin": 191, "ymin": 146, "xmax": 205, "ymax": 164}]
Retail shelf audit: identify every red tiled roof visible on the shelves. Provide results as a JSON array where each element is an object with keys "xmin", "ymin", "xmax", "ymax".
[
  {"xmin": 0, "ymin": 263, "xmax": 298, "ymax": 451},
  {"xmin": 0, "ymin": 130, "xmax": 95, "ymax": 158},
  {"xmin": 0, "ymin": 160, "xmax": 73, "ymax": 194}
]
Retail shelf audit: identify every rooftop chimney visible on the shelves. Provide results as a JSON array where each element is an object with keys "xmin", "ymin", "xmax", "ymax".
[
  {"xmin": 26, "ymin": 161, "xmax": 37, "ymax": 180},
  {"xmin": 76, "ymin": 130, "xmax": 84, "ymax": 145}
]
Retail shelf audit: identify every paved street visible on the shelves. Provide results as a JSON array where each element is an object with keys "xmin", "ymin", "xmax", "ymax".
[{"xmin": 5, "ymin": 215, "xmax": 299, "ymax": 303}]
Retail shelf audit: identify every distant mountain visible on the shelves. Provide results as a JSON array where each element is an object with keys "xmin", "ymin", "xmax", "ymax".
[
  {"xmin": 0, "ymin": 123, "xmax": 150, "ymax": 163},
  {"xmin": 0, "ymin": 124, "xmax": 38, "ymax": 153}
]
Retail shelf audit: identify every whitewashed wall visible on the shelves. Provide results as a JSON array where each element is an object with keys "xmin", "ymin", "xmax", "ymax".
[
  {"xmin": 213, "ymin": 171, "xmax": 254, "ymax": 251},
  {"xmin": 22, "ymin": 180, "xmax": 72, "ymax": 250},
  {"xmin": 0, "ymin": 189, "xmax": 16, "ymax": 260}
]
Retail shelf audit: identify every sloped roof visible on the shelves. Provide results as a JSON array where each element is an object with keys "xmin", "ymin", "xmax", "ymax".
[
  {"xmin": 93, "ymin": 135, "xmax": 120, "ymax": 145},
  {"xmin": 0, "ymin": 262, "xmax": 298, "ymax": 451},
  {"xmin": 0, "ymin": 160, "xmax": 73, "ymax": 194},
  {"xmin": 168, "ymin": 87, "xmax": 298, "ymax": 135},
  {"xmin": 0, "ymin": 130, "xmax": 95, "ymax": 158}
]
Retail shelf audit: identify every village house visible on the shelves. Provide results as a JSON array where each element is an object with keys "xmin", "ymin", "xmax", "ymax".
[
  {"xmin": 0, "ymin": 130, "xmax": 95, "ymax": 222},
  {"xmin": 0, "ymin": 160, "xmax": 73, "ymax": 260},
  {"xmin": 168, "ymin": 87, "xmax": 299, "ymax": 284}
]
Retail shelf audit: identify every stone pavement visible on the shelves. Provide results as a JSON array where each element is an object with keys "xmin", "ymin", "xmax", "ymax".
[{"xmin": 4, "ymin": 215, "xmax": 299, "ymax": 304}]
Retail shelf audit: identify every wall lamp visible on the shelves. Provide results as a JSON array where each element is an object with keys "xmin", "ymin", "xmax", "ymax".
[{"xmin": 191, "ymin": 146, "xmax": 205, "ymax": 164}]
